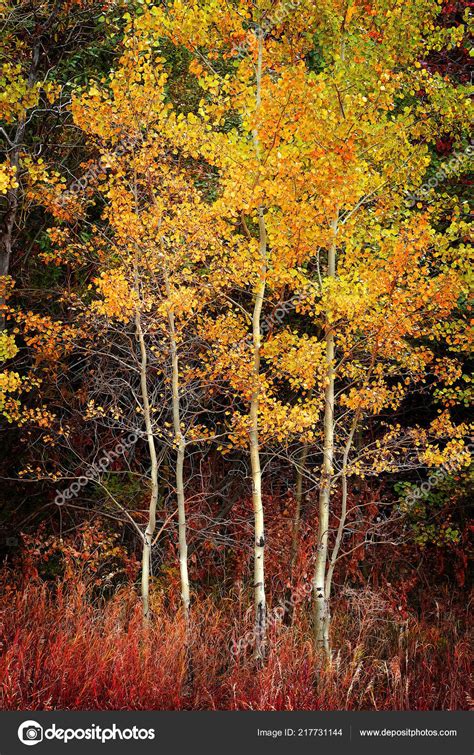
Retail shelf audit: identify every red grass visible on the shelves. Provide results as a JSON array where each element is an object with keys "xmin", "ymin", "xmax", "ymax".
[{"xmin": 0, "ymin": 576, "xmax": 471, "ymax": 711}]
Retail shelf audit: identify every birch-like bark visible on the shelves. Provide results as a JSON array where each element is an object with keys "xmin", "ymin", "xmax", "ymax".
[
  {"xmin": 135, "ymin": 310, "xmax": 159, "ymax": 620},
  {"xmin": 165, "ymin": 277, "xmax": 190, "ymax": 622},
  {"xmin": 313, "ymin": 214, "xmax": 338, "ymax": 660},
  {"xmin": 324, "ymin": 420, "xmax": 357, "ymax": 611},
  {"xmin": 0, "ymin": 44, "xmax": 40, "ymax": 328},
  {"xmin": 250, "ymin": 29, "xmax": 267, "ymax": 659},
  {"xmin": 313, "ymin": 25, "xmax": 348, "ymax": 651},
  {"xmin": 325, "ymin": 353, "xmax": 378, "ymax": 620},
  {"xmin": 250, "ymin": 240, "xmax": 266, "ymax": 659}
]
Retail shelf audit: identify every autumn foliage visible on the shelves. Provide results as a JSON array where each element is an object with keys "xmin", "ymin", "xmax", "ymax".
[{"xmin": 0, "ymin": 0, "xmax": 472, "ymax": 711}]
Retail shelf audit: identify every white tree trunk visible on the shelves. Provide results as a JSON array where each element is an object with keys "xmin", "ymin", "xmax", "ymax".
[
  {"xmin": 165, "ymin": 280, "xmax": 190, "ymax": 622},
  {"xmin": 250, "ymin": 265, "xmax": 266, "ymax": 659},
  {"xmin": 249, "ymin": 30, "xmax": 267, "ymax": 660},
  {"xmin": 325, "ymin": 361, "xmax": 377, "ymax": 627},
  {"xmin": 313, "ymin": 215, "xmax": 338, "ymax": 660},
  {"xmin": 135, "ymin": 310, "xmax": 159, "ymax": 621},
  {"xmin": 324, "ymin": 422, "xmax": 356, "ymax": 621}
]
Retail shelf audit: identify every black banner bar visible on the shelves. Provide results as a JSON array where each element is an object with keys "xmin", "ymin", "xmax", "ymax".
[{"xmin": 0, "ymin": 711, "xmax": 472, "ymax": 755}]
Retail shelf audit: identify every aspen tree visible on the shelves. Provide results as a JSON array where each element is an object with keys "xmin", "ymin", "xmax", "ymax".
[{"xmin": 31, "ymin": 0, "xmax": 471, "ymax": 661}]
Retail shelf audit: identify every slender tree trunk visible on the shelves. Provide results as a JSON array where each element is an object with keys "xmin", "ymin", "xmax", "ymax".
[
  {"xmin": 285, "ymin": 443, "xmax": 309, "ymax": 624},
  {"xmin": 324, "ymin": 421, "xmax": 357, "ymax": 612},
  {"xmin": 313, "ymin": 214, "xmax": 338, "ymax": 660},
  {"xmin": 250, "ymin": 264, "xmax": 266, "ymax": 659},
  {"xmin": 324, "ymin": 355, "xmax": 378, "ymax": 634},
  {"xmin": 165, "ymin": 279, "xmax": 190, "ymax": 622},
  {"xmin": 0, "ymin": 184, "xmax": 17, "ymax": 279},
  {"xmin": 135, "ymin": 310, "xmax": 159, "ymax": 620},
  {"xmin": 250, "ymin": 30, "xmax": 267, "ymax": 660},
  {"xmin": 0, "ymin": 104, "xmax": 24, "ymax": 332},
  {"xmin": 1, "ymin": 43, "xmax": 40, "ymax": 321},
  {"xmin": 313, "ymin": 28, "xmax": 348, "ymax": 654}
]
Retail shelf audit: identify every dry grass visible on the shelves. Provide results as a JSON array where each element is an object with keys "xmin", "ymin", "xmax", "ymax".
[{"xmin": 0, "ymin": 576, "xmax": 470, "ymax": 711}]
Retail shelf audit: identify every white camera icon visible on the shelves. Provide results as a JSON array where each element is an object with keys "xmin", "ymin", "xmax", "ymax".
[{"xmin": 18, "ymin": 720, "xmax": 44, "ymax": 746}]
